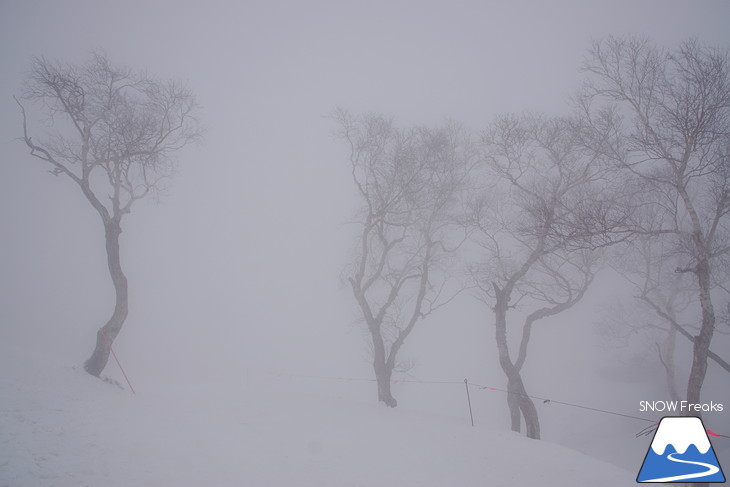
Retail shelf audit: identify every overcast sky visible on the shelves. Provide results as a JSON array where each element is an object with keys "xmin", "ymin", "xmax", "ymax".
[{"xmin": 1, "ymin": 1, "xmax": 729, "ymax": 398}]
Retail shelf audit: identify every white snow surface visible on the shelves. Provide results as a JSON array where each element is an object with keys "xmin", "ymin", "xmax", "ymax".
[
  {"xmin": 650, "ymin": 416, "xmax": 712, "ymax": 455},
  {"xmin": 1, "ymin": 349, "xmax": 637, "ymax": 487}
]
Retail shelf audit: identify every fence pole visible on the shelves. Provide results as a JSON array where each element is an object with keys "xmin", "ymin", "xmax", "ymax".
[{"xmin": 464, "ymin": 378, "xmax": 474, "ymax": 427}]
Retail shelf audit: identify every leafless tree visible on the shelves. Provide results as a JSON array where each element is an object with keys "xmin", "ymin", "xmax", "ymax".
[
  {"xmin": 580, "ymin": 37, "xmax": 730, "ymax": 418},
  {"xmin": 468, "ymin": 113, "xmax": 626, "ymax": 439},
  {"xmin": 600, "ymin": 235, "xmax": 730, "ymax": 405},
  {"xmin": 599, "ymin": 236, "xmax": 700, "ymax": 402},
  {"xmin": 335, "ymin": 109, "xmax": 474, "ymax": 407},
  {"xmin": 16, "ymin": 53, "xmax": 201, "ymax": 377}
]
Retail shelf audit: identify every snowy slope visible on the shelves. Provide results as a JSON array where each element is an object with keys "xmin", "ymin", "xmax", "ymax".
[{"xmin": 1, "ymin": 350, "xmax": 637, "ymax": 487}]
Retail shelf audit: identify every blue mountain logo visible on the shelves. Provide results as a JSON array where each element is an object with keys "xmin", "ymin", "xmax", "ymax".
[{"xmin": 637, "ymin": 416, "xmax": 726, "ymax": 483}]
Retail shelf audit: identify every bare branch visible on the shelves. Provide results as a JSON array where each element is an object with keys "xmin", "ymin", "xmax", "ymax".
[
  {"xmin": 337, "ymin": 111, "xmax": 475, "ymax": 406},
  {"xmin": 17, "ymin": 54, "xmax": 202, "ymax": 224}
]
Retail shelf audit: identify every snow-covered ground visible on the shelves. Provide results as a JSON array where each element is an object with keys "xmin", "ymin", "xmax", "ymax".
[{"xmin": 1, "ymin": 345, "xmax": 641, "ymax": 487}]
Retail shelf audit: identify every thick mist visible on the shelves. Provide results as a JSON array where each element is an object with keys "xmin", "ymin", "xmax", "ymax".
[{"xmin": 1, "ymin": 1, "xmax": 729, "ymax": 483}]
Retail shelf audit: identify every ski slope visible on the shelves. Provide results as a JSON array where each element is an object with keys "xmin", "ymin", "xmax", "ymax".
[{"xmin": 0, "ymin": 346, "xmax": 640, "ymax": 487}]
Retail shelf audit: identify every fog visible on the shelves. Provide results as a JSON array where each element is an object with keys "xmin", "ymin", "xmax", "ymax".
[{"xmin": 1, "ymin": 1, "xmax": 729, "ymax": 483}]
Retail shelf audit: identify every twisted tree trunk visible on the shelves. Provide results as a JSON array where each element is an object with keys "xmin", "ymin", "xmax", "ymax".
[
  {"xmin": 84, "ymin": 220, "xmax": 128, "ymax": 377},
  {"xmin": 494, "ymin": 288, "xmax": 540, "ymax": 439},
  {"xmin": 371, "ymin": 328, "xmax": 397, "ymax": 407}
]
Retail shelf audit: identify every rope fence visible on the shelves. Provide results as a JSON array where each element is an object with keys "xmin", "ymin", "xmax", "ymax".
[{"xmin": 262, "ymin": 370, "xmax": 730, "ymax": 439}]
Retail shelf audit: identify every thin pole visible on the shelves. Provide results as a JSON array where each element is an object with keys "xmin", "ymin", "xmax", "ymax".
[
  {"xmin": 464, "ymin": 378, "xmax": 474, "ymax": 427},
  {"xmin": 100, "ymin": 328, "xmax": 136, "ymax": 394},
  {"xmin": 110, "ymin": 346, "xmax": 136, "ymax": 394}
]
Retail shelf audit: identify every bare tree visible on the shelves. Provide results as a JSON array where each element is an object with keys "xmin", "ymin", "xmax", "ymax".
[
  {"xmin": 335, "ymin": 109, "xmax": 474, "ymax": 407},
  {"xmin": 16, "ymin": 53, "xmax": 201, "ymax": 377},
  {"xmin": 580, "ymin": 37, "xmax": 730, "ymax": 415},
  {"xmin": 600, "ymin": 235, "xmax": 730, "ymax": 399},
  {"xmin": 468, "ymin": 113, "xmax": 625, "ymax": 439},
  {"xmin": 599, "ymin": 236, "xmax": 699, "ymax": 402}
]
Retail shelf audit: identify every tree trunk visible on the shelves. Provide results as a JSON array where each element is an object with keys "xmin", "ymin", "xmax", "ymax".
[
  {"xmin": 683, "ymin": 262, "xmax": 713, "ymax": 487},
  {"xmin": 686, "ymin": 260, "xmax": 716, "ymax": 410},
  {"xmin": 84, "ymin": 220, "xmax": 128, "ymax": 377},
  {"xmin": 371, "ymin": 329, "xmax": 397, "ymax": 407},
  {"xmin": 661, "ymin": 326, "xmax": 681, "ymax": 403},
  {"xmin": 507, "ymin": 379, "xmax": 522, "ymax": 432},
  {"xmin": 515, "ymin": 375, "xmax": 540, "ymax": 439},
  {"xmin": 505, "ymin": 372, "xmax": 540, "ymax": 439},
  {"xmin": 374, "ymin": 361, "xmax": 396, "ymax": 407},
  {"xmin": 494, "ymin": 288, "xmax": 540, "ymax": 439}
]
